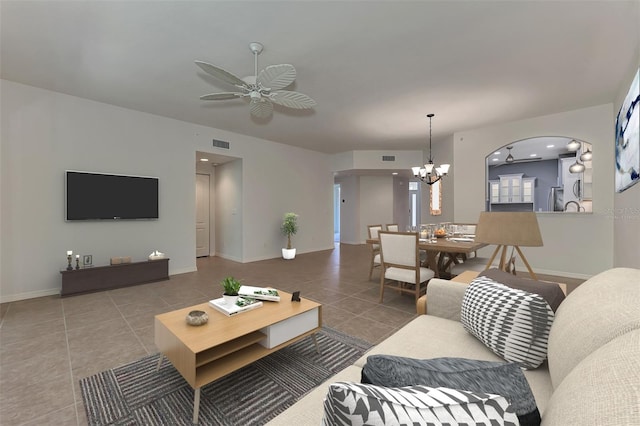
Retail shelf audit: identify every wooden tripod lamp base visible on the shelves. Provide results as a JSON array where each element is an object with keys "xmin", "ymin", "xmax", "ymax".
[
  {"xmin": 475, "ymin": 212, "xmax": 543, "ymax": 281},
  {"xmin": 485, "ymin": 245, "xmax": 538, "ymax": 280}
]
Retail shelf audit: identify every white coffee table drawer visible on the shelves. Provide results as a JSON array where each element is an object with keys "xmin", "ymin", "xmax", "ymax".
[{"xmin": 259, "ymin": 307, "xmax": 319, "ymax": 349}]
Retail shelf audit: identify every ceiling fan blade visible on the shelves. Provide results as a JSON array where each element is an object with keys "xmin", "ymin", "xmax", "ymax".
[
  {"xmin": 250, "ymin": 98, "xmax": 273, "ymax": 118},
  {"xmin": 200, "ymin": 92, "xmax": 242, "ymax": 101},
  {"xmin": 257, "ymin": 64, "xmax": 296, "ymax": 91},
  {"xmin": 195, "ymin": 61, "xmax": 247, "ymax": 88},
  {"xmin": 270, "ymin": 90, "xmax": 317, "ymax": 109}
]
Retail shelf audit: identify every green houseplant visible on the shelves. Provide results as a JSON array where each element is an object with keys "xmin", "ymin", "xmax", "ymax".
[
  {"xmin": 281, "ymin": 212, "xmax": 299, "ymax": 259},
  {"xmin": 220, "ymin": 276, "xmax": 241, "ymax": 305}
]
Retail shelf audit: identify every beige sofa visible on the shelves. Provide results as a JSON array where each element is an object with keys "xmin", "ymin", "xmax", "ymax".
[{"xmin": 268, "ymin": 267, "xmax": 640, "ymax": 425}]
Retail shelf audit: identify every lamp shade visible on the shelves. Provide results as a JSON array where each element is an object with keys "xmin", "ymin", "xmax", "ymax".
[{"xmin": 475, "ymin": 212, "xmax": 543, "ymax": 247}]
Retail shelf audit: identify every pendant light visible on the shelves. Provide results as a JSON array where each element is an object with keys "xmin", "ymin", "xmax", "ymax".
[
  {"xmin": 569, "ymin": 160, "xmax": 586, "ymax": 173},
  {"xmin": 411, "ymin": 114, "xmax": 450, "ymax": 185},
  {"xmin": 580, "ymin": 147, "xmax": 593, "ymax": 161},
  {"xmin": 567, "ymin": 139, "xmax": 581, "ymax": 152}
]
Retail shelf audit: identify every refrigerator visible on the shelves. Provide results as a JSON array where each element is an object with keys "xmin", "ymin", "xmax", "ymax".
[{"xmin": 548, "ymin": 187, "xmax": 564, "ymax": 212}]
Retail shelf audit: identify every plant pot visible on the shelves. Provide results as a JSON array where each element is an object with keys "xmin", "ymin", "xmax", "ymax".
[
  {"xmin": 282, "ymin": 248, "xmax": 296, "ymax": 260},
  {"xmin": 222, "ymin": 294, "xmax": 239, "ymax": 306}
]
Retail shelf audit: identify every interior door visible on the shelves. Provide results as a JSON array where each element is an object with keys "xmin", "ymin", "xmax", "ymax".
[{"xmin": 196, "ymin": 174, "xmax": 210, "ymax": 257}]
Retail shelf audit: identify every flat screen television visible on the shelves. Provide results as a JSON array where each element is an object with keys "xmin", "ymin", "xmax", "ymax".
[{"xmin": 65, "ymin": 171, "xmax": 159, "ymax": 220}]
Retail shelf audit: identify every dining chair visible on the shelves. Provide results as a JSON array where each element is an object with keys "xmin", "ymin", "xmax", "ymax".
[
  {"xmin": 449, "ymin": 256, "xmax": 492, "ymax": 276},
  {"xmin": 385, "ymin": 224, "xmax": 399, "ymax": 231},
  {"xmin": 450, "ymin": 222, "xmax": 478, "ymax": 259},
  {"xmin": 367, "ymin": 224, "xmax": 383, "ymax": 280},
  {"xmin": 378, "ymin": 231, "xmax": 435, "ymax": 303}
]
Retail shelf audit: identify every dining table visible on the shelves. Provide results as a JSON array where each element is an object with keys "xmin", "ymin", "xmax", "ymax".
[{"xmin": 366, "ymin": 235, "xmax": 488, "ymax": 278}]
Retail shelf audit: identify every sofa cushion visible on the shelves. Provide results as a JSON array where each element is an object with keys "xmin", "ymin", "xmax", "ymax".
[
  {"xmin": 542, "ymin": 329, "xmax": 640, "ymax": 426},
  {"xmin": 480, "ymin": 268, "xmax": 565, "ymax": 312},
  {"xmin": 322, "ymin": 382, "xmax": 519, "ymax": 426},
  {"xmin": 461, "ymin": 276, "xmax": 554, "ymax": 369},
  {"xmin": 547, "ymin": 267, "xmax": 640, "ymax": 388},
  {"xmin": 361, "ymin": 355, "xmax": 540, "ymax": 425}
]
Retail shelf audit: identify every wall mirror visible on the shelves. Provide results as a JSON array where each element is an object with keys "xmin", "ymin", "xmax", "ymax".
[{"xmin": 485, "ymin": 136, "xmax": 592, "ymax": 213}]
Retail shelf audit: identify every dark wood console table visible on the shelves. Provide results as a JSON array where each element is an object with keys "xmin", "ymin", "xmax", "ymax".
[{"xmin": 60, "ymin": 258, "xmax": 169, "ymax": 297}]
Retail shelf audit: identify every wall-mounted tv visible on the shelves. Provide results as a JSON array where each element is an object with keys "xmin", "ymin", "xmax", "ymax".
[{"xmin": 65, "ymin": 171, "xmax": 159, "ymax": 221}]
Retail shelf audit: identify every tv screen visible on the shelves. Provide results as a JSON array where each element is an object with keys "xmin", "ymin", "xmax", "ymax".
[{"xmin": 65, "ymin": 171, "xmax": 159, "ymax": 220}]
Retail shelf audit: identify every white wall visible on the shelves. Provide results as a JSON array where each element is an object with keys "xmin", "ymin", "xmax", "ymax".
[
  {"xmin": 454, "ymin": 104, "xmax": 615, "ymax": 278},
  {"xmin": 359, "ymin": 175, "xmax": 394, "ymax": 242},
  {"xmin": 1, "ymin": 80, "xmax": 334, "ymax": 302},
  {"xmin": 214, "ymin": 159, "xmax": 243, "ymax": 262},
  {"xmin": 393, "ymin": 175, "xmax": 410, "ymax": 231},
  {"xmin": 613, "ymin": 64, "xmax": 640, "ymax": 269}
]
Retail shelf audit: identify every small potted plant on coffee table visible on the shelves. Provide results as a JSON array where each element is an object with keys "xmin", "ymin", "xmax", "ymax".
[
  {"xmin": 281, "ymin": 212, "xmax": 299, "ymax": 260},
  {"xmin": 221, "ymin": 276, "xmax": 241, "ymax": 305}
]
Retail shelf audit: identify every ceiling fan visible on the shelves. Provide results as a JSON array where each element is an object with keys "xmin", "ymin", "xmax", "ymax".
[{"xmin": 195, "ymin": 42, "xmax": 316, "ymax": 118}]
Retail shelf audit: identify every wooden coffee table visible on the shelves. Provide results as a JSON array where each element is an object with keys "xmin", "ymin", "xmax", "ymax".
[{"xmin": 154, "ymin": 291, "xmax": 322, "ymax": 424}]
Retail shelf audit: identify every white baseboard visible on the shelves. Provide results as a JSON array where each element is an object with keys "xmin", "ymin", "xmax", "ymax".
[
  {"xmin": 169, "ymin": 266, "xmax": 197, "ymax": 275},
  {"xmin": 1, "ymin": 268, "xmax": 198, "ymax": 303},
  {"xmin": 0, "ymin": 288, "xmax": 60, "ymax": 303}
]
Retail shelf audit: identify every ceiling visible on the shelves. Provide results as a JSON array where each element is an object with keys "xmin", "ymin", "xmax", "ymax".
[{"xmin": 2, "ymin": 1, "xmax": 639, "ymax": 155}]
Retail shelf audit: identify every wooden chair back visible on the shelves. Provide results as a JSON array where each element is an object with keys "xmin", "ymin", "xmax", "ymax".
[
  {"xmin": 367, "ymin": 224, "xmax": 383, "ymax": 250},
  {"xmin": 379, "ymin": 231, "xmax": 419, "ymax": 269}
]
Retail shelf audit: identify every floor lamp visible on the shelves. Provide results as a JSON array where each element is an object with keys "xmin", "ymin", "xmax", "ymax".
[{"xmin": 474, "ymin": 212, "xmax": 543, "ymax": 280}]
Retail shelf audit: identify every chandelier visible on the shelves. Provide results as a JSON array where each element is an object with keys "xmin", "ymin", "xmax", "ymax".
[{"xmin": 411, "ymin": 113, "xmax": 450, "ymax": 185}]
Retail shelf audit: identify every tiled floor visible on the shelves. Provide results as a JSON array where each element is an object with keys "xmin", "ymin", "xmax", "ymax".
[{"xmin": 0, "ymin": 243, "xmax": 583, "ymax": 425}]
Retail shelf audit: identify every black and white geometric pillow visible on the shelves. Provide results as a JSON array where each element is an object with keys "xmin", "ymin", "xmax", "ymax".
[
  {"xmin": 322, "ymin": 382, "xmax": 519, "ymax": 426},
  {"xmin": 461, "ymin": 276, "xmax": 555, "ymax": 369}
]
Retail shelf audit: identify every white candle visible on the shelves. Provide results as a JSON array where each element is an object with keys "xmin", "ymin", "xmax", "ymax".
[
  {"xmin": 76, "ymin": 254, "xmax": 80, "ymax": 259},
  {"xmin": 67, "ymin": 250, "xmax": 72, "ymax": 256}
]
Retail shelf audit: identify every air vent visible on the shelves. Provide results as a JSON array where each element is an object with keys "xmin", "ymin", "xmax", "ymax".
[
  {"xmin": 382, "ymin": 155, "xmax": 396, "ymax": 162},
  {"xmin": 212, "ymin": 139, "xmax": 230, "ymax": 149}
]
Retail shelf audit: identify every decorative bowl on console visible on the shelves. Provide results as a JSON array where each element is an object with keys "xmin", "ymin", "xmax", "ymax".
[{"xmin": 186, "ymin": 310, "xmax": 208, "ymax": 326}]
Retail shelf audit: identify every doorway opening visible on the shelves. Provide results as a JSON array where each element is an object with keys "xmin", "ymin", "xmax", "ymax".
[{"xmin": 333, "ymin": 184, "xmax": 341, "ymax": 242}]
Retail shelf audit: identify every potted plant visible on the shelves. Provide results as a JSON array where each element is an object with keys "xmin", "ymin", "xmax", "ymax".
[
  {"xmin": 281, "ymin": 212, "xmax": 298, "ymax": 260},
  {"xmin": 220, "ymin": 276, "xmax": 241, "ymax": 305}
]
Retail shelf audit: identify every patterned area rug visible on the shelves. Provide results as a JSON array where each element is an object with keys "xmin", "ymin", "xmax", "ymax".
[{"xmin": 80, "ymin": 327, "xmax": 371, "ymax": 425}]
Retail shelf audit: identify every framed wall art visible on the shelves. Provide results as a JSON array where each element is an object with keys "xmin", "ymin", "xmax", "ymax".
[{"xmin": 615, "ymin": 68, "xmax": 639, "ymax": 193}]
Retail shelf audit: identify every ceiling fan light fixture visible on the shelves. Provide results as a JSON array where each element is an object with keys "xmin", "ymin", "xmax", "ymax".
[{"xmin": 196, "ymin": 42, "xmax": 316, "ymax": 118}]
